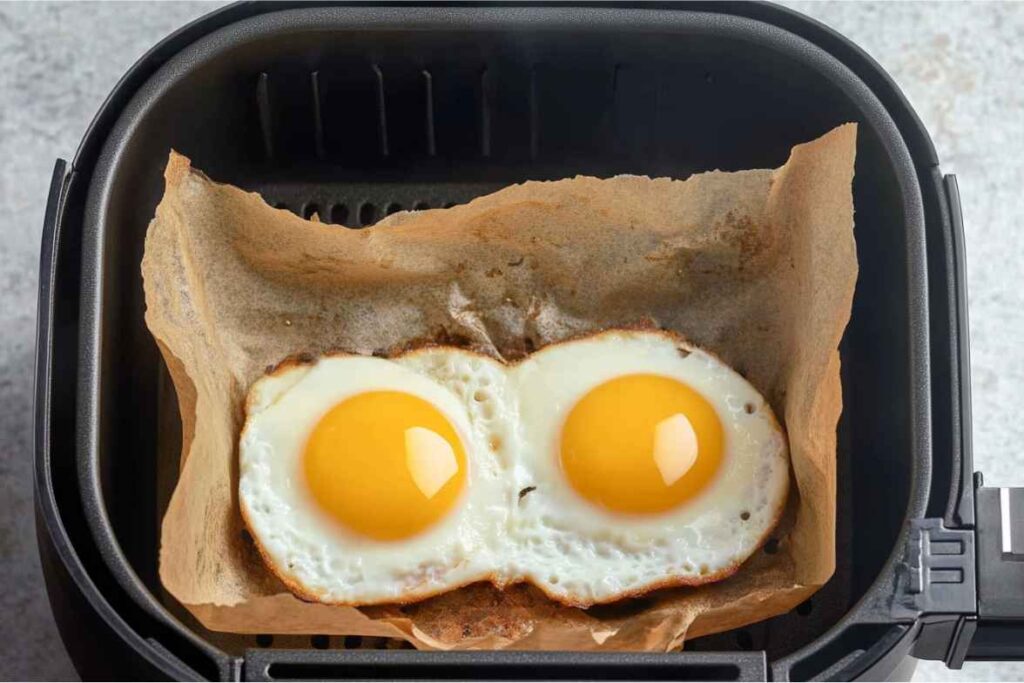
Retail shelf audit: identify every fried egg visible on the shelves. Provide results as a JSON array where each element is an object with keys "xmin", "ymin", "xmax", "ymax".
[
  {"xmin": 509, "ymin": 331, "xmax": 789, "ymax": 605},
  {"xmin": 239, "ymin": 354, "xmax": 511, "ymax": 604},
  {"xmin": 239, "ymin": 329, "xmax": 788, "ymax": 607}
]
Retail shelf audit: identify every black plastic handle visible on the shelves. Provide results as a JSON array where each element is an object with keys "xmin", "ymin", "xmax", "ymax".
[
  {"xmin": 943, "ymin": 175, "xmax": 1024, "ymax": 660},
  {"xmin": 970, "ymin": 483, "xmax": 1024, "ymax": 661}
]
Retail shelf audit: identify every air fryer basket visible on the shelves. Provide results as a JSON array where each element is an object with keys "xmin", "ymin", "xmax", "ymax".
[{"xmin": 35, "ymin": 3, "xmax": 1023, "ymax": 681}]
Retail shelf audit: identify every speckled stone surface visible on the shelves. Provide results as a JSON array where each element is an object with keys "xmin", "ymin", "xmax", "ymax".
[{"xmin": 0, "ymin": 2, "xmax": 1021, "ymax": 681}]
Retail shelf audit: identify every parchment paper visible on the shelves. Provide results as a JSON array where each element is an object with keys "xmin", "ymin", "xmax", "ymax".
[{"xmin": 144, "ymin": 124, "xmax": 857, "ymax": 650}]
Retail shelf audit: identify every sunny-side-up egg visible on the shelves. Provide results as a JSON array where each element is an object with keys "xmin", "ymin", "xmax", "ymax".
[
  {"xmin": 239, "ymin": 351, "xmax": 514, "ymax": 605},
  {"xmin": 238, "ymin": 329, "xmax": 789, "ymax": 608},
  {"xmin": 508, "ymin": 330, "xmax": 789, "ymax": 606}
]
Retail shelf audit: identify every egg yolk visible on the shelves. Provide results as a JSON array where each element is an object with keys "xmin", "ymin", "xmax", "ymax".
[
  {"xmin": 559, "ymin": 374, "xmax": 723, "ymax": 514},
  {"xmin": 303, "ymin": 391, "xmax": 467, "ymax": 541}
]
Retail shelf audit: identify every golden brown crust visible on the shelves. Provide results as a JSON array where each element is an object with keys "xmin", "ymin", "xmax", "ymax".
[
  {"xmin": 239, "ymin": 483, "xmax": 787, "ymax": 609},
  {"xmin": 239, "ymin": 326, "xmax": 790, "ymax": 609},
  {"xmin": 240, "ymin": 494, "xmax": 509, "ymax": 606},
  {"xmin": 532, "ymin": 476, "xmax": 788, "ymax": 608},
  {"xmin": 241, "ymin": 490, "xmax": 788, "ymax": 609},
  {"xmin": 265, "ymin": 351, "xmax": 320, "ymax": 376}
]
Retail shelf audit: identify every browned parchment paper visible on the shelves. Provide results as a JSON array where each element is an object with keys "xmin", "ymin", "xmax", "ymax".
[{"xmin": 144, "ymin": 124, "xmax": 857, "ymax": 649}]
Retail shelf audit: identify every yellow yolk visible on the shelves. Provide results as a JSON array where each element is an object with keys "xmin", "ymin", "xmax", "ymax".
[
  {"xmin": 559, "ymin": 374, "xmax": 723, "ymax": 514},
  {"xmin": 303, "ymin": 391, "xmax": 467, "ymax": 541}
]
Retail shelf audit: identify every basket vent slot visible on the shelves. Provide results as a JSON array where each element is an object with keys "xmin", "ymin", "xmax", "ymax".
[
  {"xmin": 257, "ymin": 72, "xmax": 274, "ymax": 160},
  {"xmin": 329, "ymin": 203, "xmax": 349, "ymax": 226},
  {"xmin": 371, "ymin": 64, "xmax": 389, "ymax": 156},
  {"xmin": 480, "ymin": 68, "xmax": 492, "ymax": 157},
  {"xmin": 422, "ymin": 69, "xmax": 436, "ymax": 156},
  {"xmin": 528, "ymin": 65, "xmax": 539, "ymax": 159},
  {"xmin": 358, "ymin": 202, "xmax": 378, "ymax": 227},
  {"xmin": 311, "ymin": 71, "xmax": 326, "ymax": 160}
]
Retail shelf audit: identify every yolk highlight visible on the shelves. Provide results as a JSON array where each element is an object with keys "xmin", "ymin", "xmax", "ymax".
[
  {"xmin": 559, "ymin": 374, "xmax": 723, "ymax": 514},
  {"xmin": 303, "ymin": 391, "xmax": 467, "ymax": 541}
]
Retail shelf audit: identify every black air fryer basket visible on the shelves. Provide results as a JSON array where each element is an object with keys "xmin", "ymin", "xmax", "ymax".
[{"xmin": 34, "ymin": 3, "xmax": 1024, "ymax": 680}]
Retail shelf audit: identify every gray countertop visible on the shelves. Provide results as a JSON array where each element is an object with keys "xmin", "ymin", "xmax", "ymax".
[{"xmin": 1, "ymin": 2, "xmax": 1021, "ymax": 681}]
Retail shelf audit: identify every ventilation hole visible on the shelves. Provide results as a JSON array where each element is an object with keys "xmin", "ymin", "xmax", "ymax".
[
  {"xmin": 744, "ymin": 402, "xmax": 756, "ymax": 415},
  {"xmin": 311, "ymin": 635, "xmax": 330, "ymax": 649},
  {"xmin": 519, "ymin": 486, "xmax": 537, "ymax": 501},
  {"xmin": 358, "ymin": 202, "xmax": 378, "ymax": 227},
  {"xmin": 764, "ymin": 538, "xmax": 780, "ymax": 555},
  {"xmin": 549, "ymin": 575, "xmax": 559, "ymax": 584},
  {"xmin": 302, "ymin": 202, "xmax": 320, "ymax": 220},
  {"xmin": 385, "ymin": 202, "xmax": 404, "ymax": 215},
  {"xmin": 796, "ymin": 599, "xmax": 813, "ymax": 616},
  {"xmin": 699, "ymin": 564, "xmax": 709, "ymax": 576},
  {"xmin": 736, "ymin": 630, "xmax": 753, "ymax": 650},
  {"xmin": 684, "ymin": 562, "xmax": 695, "ymax": 572},
  {"xmin": 413, "ymin": 200, "xmax": 431, "ymax": 211},
  {"xmin": 489, "ymin": 435, "xmax": 502, "ymax": 451},
  {"xmin": 740, "ymin": 511, "xmax": 750, "ymax": 521},
  {"xmin": 344, "ymin": 635, "xmax": 362, "ymax": 649},
  {"xmin": 677, "ymin": 346, "xmax": 691, "ymax": 359},
  {"xmin": 330, "ymin": 203, "xmax": 349, "ymax": 226},
  {"xmin": 256, "ymin": 634, "xmax": 274, "ymax": 648},
  {"xmin": 443, "ymin": 201, "xmax": 457, "ymax": 209},
  {"xmin": 473, "ymin": 390, "xmax": 487, "ymax": 403}
]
